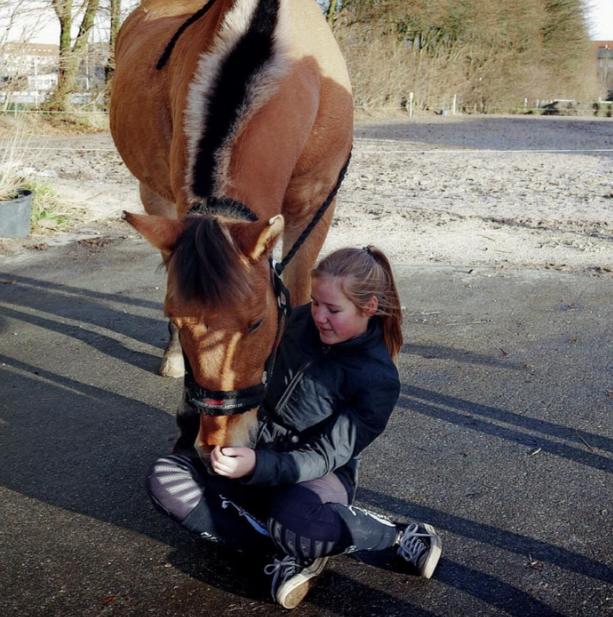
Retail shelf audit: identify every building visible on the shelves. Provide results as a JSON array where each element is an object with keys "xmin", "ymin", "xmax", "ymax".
[
  {"xmin": 0, "ymin": 42, "xmax": 59, "ymax": 78},
  {"xmin": 0, "ymin": 41, "xmax": 109, "ymax": 105},
  {"xmin": 0, "ymin": 42, "xmax": 59, "ymax": 104}
]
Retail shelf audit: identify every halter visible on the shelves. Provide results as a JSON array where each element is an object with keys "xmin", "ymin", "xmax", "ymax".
[
  {"xmin": 183, "ymin": 153, "xmax": 351, "ymax": 416},
  {"xmin": 183, "ymin": 257, "xmax": 290, "ymax": 416}
]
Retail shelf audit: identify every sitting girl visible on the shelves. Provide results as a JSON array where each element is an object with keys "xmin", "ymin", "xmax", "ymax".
[{"xmin": 147, "ymin": 246, "xmax": 442, "ymax": 609}]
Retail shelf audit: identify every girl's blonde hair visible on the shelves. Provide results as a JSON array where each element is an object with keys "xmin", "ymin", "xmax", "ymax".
[{"xmin": 312, "ymin": 246, "xmax": 403, "ymax": 360}]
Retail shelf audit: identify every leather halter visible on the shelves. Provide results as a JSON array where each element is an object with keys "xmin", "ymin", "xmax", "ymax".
[{"xmin": 183, "ymin": 258, "xmax": 290, "ymax": 416}]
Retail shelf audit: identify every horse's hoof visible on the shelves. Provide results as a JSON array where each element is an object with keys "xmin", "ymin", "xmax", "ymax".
[{"xmin": 159, "ymin": 355, "xmax": 185, "ymax": 378}]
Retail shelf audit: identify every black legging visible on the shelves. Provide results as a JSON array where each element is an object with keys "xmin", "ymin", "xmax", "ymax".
[{"xmin": 146, "ymin": 454, "xmax": 399, "ymax": 563}]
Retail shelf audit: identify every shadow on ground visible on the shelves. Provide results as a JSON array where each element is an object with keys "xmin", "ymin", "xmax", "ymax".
[{"xmin": 1, "ymin": 273, "xmax": 610, "ymax": 615}]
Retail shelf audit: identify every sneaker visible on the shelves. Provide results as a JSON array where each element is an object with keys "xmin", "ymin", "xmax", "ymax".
[
  {"xmin": 264, "ymin": 554, "xmax": 329, "ymax": 609},
  {"xmin": 396, "ymin": 523, "xmax": 442, "ymax": 578}
]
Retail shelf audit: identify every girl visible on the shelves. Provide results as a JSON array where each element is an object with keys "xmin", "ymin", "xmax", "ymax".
[{"xmin": 147, "ymin": 246, "xmax": 442, "ymax": 609}]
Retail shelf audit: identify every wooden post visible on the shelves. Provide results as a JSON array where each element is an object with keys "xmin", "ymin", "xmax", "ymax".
[
  {"xmin": 452, "ymin": 94, "xmax": 457, "ymax": 115},
  {"xmin": 408, "ymin": 91, "xmax": 414, "ymax": 118}
]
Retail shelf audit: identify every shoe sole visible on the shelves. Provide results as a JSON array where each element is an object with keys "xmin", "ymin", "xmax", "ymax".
[
  {"xmin": 419, "ymin": 524, "xmax": 442, "ymax": 579},
  {"xmin": 276, "ymin": 557, "xmax": 329, "ymax": 609}
]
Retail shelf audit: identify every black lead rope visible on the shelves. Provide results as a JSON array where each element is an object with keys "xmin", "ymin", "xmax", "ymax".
[
  {"xmin": 156, "ymin": 0, "xmax": 218, "ymax": 70},
  {"xmin": 275, "ymin": 151, "xmax": 352, "ymax": 276}
]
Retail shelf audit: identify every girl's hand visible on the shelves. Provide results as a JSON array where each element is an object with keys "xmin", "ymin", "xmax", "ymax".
[{"xmin": 210, "ymin": 446, "xmax": 256, "ymax": 479}]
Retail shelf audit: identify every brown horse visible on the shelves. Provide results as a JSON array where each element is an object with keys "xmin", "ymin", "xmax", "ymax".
[{"xmin": 109, "ymin": 0, "xmax": 353, "ymax": 454}]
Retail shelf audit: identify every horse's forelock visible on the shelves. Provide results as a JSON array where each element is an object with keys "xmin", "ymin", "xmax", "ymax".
[{"xmin": 168, "ymin": 216, "xmax": 254, "ymax": 308}]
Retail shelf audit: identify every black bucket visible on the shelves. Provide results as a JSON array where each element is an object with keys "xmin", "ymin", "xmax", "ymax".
[{"xmin": 0, "ymin": 189, "xmax": 33, "ymax": 238}]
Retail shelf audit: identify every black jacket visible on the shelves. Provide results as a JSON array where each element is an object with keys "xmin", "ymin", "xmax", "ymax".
[{"xmin": 244, "ymin": 304, "xmax": 400, "ymax": 496}]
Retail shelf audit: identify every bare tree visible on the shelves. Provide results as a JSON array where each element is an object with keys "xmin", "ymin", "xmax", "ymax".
[
  {"xmin": 45, "ymin": 0, "xmax": 101, "ymax": 110},
  {"xmin": 103, "ymin": 0, "xmax": 120, "ymax": 84}
]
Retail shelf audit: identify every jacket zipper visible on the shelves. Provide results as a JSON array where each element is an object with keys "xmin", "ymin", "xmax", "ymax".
[{"xmin": 274, "ymin": 360, "xmax": 313, "ymax": 415}]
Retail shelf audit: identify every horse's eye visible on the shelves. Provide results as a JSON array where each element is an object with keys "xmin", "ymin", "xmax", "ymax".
[{"xmin": 247, "ymin": 318, "xmax": 264, "ymax": 334}]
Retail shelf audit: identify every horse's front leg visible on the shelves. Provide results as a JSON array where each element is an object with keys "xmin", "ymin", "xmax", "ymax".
[
  {"xmin": 136, "ymin": 182, "xmax": 185, "ymax": 378},
  {"xmin": 160, "ymin": 320, "xmax": 185, "ymax": 378}
]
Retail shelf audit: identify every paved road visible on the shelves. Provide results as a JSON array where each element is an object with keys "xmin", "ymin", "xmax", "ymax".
[
  {"xmin": 355, "ymin": 115, "xmax": 613, "ymax": 156},
  {"xmin": 1, "ymin": 237, "xmax": 612, "ymax": 616}
]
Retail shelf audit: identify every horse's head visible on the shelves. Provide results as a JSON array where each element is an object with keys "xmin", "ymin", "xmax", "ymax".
[{"xmin": 124, "ymin": 209, "xmax": 285, "ymax": 456}]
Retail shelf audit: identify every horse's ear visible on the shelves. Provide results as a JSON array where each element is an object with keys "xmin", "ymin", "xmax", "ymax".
[
  {"xmin": 244, "ymin": 215, "xmax": 284, "ymax": 262},
  {"xmin": 122, "ymin": 211, "xmax": 183, "ymax": 254}
]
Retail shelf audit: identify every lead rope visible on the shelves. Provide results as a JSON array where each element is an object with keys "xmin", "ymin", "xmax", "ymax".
[
  {"xmin": 275, "ymin": 151, "xmax": 352, "ymax": 276},
  {"xmin": 263, "ymin": 151, "xmax": 351, "ymax": 389},
  {"xmin": 262, "ymin": 152, "xmax": 351, "ymax": 390}
]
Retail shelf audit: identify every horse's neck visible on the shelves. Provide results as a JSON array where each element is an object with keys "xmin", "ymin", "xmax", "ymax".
[{"xmin": 140, "ymin": 0, "xmax": 231, "ymax": 19}]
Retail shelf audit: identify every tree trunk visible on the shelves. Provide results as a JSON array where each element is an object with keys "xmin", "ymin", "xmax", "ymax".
[
  {"xmin": 46, "ymin": 0, "xmax": 100, "ymax": 110},
  {"xmin": 105, "ymin": 0, "xmax": 121, "ymax": 85}
]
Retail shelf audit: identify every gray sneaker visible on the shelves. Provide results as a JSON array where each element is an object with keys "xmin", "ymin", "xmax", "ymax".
[
  {"xmin": 397, "ymin": 523, "xmax": 442, "ymax": 578},
  {"xmin": 264, "ymin": 554, "xmax": 329, "ymax": 609}
]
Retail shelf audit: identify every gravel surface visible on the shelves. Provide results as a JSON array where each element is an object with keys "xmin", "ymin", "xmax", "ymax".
[{"xmin": 1, "ymin": 114, "xmax": 612, "ymax": 275}]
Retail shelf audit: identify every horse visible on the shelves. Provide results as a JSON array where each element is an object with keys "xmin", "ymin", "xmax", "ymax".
[{"xmin": 109, "ymin": 0, "xmax": 353, "ymax": 456}]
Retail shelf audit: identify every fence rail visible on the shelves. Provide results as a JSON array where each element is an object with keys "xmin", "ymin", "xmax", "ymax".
[
  {"xmin": 1, "ymin": 98, "xmax": 612, "ymax": 119},
  {"xmin": 355, "ymin": 93, "xmax": 613, "ymax": 117}
]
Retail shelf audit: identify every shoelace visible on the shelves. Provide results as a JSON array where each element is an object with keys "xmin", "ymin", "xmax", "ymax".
[
  {"xmin": 263, "ymin": 555, "xmax": 300, "ymax": 601},
  {"xmin": 219, "ymin": 495, "xmax": 270, "ymax": 536},
  {"xmin": 397, "ymin": 523, "xmax": 430, "ymax": 565}
]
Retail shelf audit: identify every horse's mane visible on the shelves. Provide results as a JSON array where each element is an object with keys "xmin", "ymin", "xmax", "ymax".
[
  {"xmin": 168, "ymin": 216, "xmax": 254, "ymax": 308},
  {"xmin": 185, "ymin": 0, "xmax": 289, "ymax": 199}
]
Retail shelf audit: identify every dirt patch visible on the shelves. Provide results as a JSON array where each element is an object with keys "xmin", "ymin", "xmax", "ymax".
[{"xmin": 1, "ymin": 114, "xmax": 611, "ymax": 276}]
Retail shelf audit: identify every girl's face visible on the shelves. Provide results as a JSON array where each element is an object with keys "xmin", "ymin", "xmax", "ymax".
[{"xmin": 311, "ymin": 275, "xmax": 373, "ymax": 345}]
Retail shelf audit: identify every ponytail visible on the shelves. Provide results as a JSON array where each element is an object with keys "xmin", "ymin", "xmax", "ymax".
[{"xmin": 365, "ymin": 246, "xmax": 403, "ymax": 360}]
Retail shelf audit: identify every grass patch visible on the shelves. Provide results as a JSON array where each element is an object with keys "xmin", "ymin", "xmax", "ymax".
[
  {"xmin": 42, "ymin": 111, "xmax": 108, "ymax": 134},
  {"xmin": 23, "ymin": 180, "xmax": 72, "ymax": 232},
  {"xmin": 0, "ymin": 110, "xmax": 108, "ymax": 137}
]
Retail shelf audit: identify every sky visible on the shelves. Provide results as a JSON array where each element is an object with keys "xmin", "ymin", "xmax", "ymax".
[
  {"xmin": 588, "ymin": 0, "xmax": 613, "ymax": 39},
  {"xmin": 2, "ymin": 0, "xmax": 613, "ymax": 45}
]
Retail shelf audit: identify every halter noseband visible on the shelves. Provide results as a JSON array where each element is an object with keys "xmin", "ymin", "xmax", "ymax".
[{"xmin": 183, "ymin": 258, "xmax": 290, "ymax": 416}]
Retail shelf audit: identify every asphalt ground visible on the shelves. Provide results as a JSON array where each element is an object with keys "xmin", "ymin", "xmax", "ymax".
[{"xmin": 1, "ymin": 237, "xmax": 612, "ymax": 617}]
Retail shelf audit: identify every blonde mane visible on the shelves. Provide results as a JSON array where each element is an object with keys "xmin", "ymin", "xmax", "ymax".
[{"xmin": 184, "ymin": 0, "xmax": 291, "ymax": 202}]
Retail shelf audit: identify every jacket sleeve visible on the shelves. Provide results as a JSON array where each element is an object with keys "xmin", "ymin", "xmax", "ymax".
[{"xmin": 243, "ymin": 374, "xmax": 400, "ymax": 486}]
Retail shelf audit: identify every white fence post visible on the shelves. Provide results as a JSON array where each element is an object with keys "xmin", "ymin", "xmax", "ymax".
[
  {"xmin": 452, "ymin": 94, "xmax": 457, "ymax": 115},
  {"xmin": 408, "ymin": 91, "xmax": 414, "ymax": 119}
]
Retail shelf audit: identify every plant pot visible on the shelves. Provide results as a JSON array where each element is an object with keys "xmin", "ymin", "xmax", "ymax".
[{"xmin": 0, "ymin": 188, "xmax": 33, "ymax": 238}]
